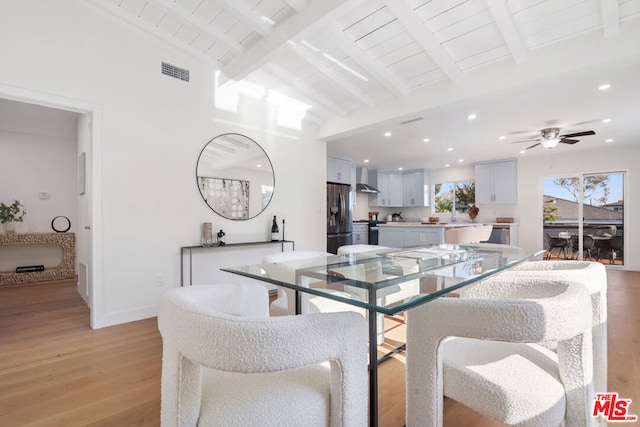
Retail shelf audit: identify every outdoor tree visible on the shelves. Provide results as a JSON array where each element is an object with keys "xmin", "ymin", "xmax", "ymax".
[
  {"xmin": 434, "ymin": 181, "xmax": 475, "ymax": 213},
  {"xmin": 554, "ymin": 175, "xmax": 611, "ymax": 205}
]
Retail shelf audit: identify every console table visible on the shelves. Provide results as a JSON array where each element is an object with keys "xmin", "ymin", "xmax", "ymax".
[
  {"xmin": 0, "ymin": 233, "xmax": 76, "ymax": 285},
  {"xmin": 181, "ymin": 240, "xmax": 294, "ymax": 286}
]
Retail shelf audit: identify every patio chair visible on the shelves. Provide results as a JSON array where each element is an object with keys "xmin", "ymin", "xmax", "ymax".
[{"xmin": 545, "ymin": 233, "xmax": 570, "ymax": 260}]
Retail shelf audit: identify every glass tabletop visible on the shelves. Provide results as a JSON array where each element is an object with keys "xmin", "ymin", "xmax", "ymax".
[{"xmin": 222, "ymin": 244, "xmax": 545, "ymax": 315}]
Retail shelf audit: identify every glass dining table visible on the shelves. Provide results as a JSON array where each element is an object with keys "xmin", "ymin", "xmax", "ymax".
[{"xmin": 223, "ymin": 244, "xmax": 544, "ymax": 427}]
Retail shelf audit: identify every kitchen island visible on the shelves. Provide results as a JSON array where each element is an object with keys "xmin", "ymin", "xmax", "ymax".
[{"xmin": 379, "ymin": 222, "xmax": 519, "ymax": 247}]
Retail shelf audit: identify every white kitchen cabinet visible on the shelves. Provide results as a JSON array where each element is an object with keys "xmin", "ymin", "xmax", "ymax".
[
  {"xmin": 388, "ymin": 174, "xmax": 403, "ymax": 207},
  {"xmin": 379, "ymin": 225, "xmax": 445, "ymax": 248},
  {"xmin": 327, "ymin": 157, "xmax": 352, "ymax": 185},
  {"xmin": 475, "ymin": 159, "xmax": 517, "ymax": 204},
  {"xmin": 369, "ymin": 170, "xmax": 390, "ymax": 206},
  {"xmin": 353, "ymin": 223, "xmax": 368, "ymax": 244},
  {"xmin": 402, "ymin": 171, "xmax": 428, "ymax": 207},
  {"xmin": 369, "ymin": 169, "xmax": 427, "ymax": 207}
]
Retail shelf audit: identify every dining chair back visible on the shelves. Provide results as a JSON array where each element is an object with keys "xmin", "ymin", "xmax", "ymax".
[
  {"xmin": 158, "ymin": 283, "xmax": 368, "ymax": 427},
  {"xmin": 406, "ymin": 277, "xmax": 594, "ymax": 427},
  {"xmin": 471, "ymin": 260, "xmax": 607, "ymax": 395}
]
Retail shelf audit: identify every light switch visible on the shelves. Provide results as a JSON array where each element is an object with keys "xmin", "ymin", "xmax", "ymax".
[{"xmin": 39, "ymin": 192, "xmax": 50, "ymax": 200}]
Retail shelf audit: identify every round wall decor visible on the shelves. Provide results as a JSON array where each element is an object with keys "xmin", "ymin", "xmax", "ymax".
[{"xmin": 51, "ymin": 216, "xmax": 71, "ymax": 233}]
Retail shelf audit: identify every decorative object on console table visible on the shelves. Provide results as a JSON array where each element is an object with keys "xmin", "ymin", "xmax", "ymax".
[
  {"xmin": 271, "ymin": 215, "xmax": 280, "ymax": 241},
  {"xmin": 0, "ymin": 200, "xmax": 27, "ymax": 234},
  {"xmin": 217, "ymin": 229, "xmax": 226, "ymax": 246},
  {"xmin": 201, "ymin": 222, "xmax": 213, "ymax": 247},
  {"xmin": 51, "ymin": 216, "xmax": 71, "ymax": 233},
  {"xmin": 468, "ymin": 205, "xmax": 480, "ymax": 223}
]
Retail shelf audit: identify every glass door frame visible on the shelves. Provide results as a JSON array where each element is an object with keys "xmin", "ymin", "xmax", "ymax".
[{"xmin": 541, "ymin": 170, "xmax": 626, "ymax": 266}]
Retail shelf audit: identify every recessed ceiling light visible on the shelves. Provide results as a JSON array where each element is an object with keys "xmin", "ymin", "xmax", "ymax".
[
  {"xmin": 423, "ymin": 138, "xmax": 430, "ymax": 142},
  {"xmin": 384, "ymin": 132, "xmax": 392, "ymax": 137},
  {"xmin": 605, "ymin": 139, "xmax": 614, "ymax": 143},
  {"xmin": 398, "ymin": 167, "xmax": 403, "ymax": 171},
  {"xmin": 499, "ymin": 136, "xmax": 506, "ymax": 140},
  {"xmin": 598, "ymin": 83, "xmax": 611, "ymax": 91},
  {"xmin": 467, "ymin": 114, "xmax": 477, "ymax": 120},
  {"xmin": 602, "ymin": 118, "xmax": 612, "ymax": 123},
  {"xmin": 458, "ymin": 159, "xmax": 464, "ymax": 163},
  {"xmin": 364, "ymin": 159, "xmax": 370, "ymax": 163},
  {"xmin": 447, "ymin": 147, "xmax": 453, "ymax": 151},
  {"xmin": 519, "ymin": 150, "xmax": 526, "ymax": 154},
  {"xmin": 444, "ymin": 164, "xmax": 450, "ymax": 168},
  {"xmin": 257, "ymin": 164, "xmax": 262, "ymax": 168}
]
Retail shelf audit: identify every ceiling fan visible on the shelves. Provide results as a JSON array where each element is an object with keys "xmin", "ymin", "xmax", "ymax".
[{"xmin": 511, "ymin": 127, "xmax": 595, "ymax": 149}]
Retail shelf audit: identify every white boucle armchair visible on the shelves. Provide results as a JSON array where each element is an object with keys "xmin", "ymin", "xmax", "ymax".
[
  {"xmin": 468, "ymin": 261, "xmax": 607, "ymax": 395},
  {"xmin": 158, "ymin": 283, "xmax": 368, "ymax": 427},
  {"xmin": 406, "ymin": 277, "xmax": 595, "ymax": 427}
]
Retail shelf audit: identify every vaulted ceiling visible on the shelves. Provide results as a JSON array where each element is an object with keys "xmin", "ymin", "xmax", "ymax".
[{"xmin": 89, "ymin": 0, "xmax": 640, "ymax": 170}]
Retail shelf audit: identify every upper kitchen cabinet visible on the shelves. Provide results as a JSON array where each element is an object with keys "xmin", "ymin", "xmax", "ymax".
[
  {"xmin": 475, "ymin": 159, "xmax": 517, "ymax": 204},
  {"xmin": 369, "ymin": 170, "xmax": 391, "ymax": 207},
  {"xmin": 402, "ymin": 170, "xmax": 429, "ymax": 207},
  {"xmin": 368, "ymin": 169, "xmax": 428, "ymax": 207},
  {"xmin": 327, "ymin": 157, "xmax": 352, "ymax": 185}
]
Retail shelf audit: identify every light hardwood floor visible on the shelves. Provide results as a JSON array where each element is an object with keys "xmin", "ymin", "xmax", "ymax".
[{"xmin": 1, "ymin": 269, "xmax": 638, "ymax": 426}]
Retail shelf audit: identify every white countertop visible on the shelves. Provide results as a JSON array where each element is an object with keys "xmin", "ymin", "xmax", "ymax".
[{"xmin": 379, "ymin": 222, "xmax": 518, "ymax": 228}]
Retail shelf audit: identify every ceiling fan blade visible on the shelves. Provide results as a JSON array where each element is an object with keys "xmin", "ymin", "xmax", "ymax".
[
  {"xmin": 560, "ymin": 138, "xmax": 579, "ymax": 144},
  {"xmin": 511, "ymin": 138, "xmax": 540, "ymax": 144},
  {"xmin": 527, "ymin": 143, "xmax": 541, "ymax": 149},
  {"xmin": 560, "ymin": 130, "xmax": 595, "ymax": 138}
]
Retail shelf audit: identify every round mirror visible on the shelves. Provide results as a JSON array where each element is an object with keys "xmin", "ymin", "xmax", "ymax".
[{"xmin": 196, "ymin": 133, "xmax": 275, "ymax": 220}]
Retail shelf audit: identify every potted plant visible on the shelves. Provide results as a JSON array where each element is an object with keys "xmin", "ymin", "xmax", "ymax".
[{"xmin": 0, "ymin": 200, "xmax": 27, "ymax": 234}]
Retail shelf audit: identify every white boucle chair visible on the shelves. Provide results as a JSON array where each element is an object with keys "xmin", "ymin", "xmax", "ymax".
[
  {"xmin": 485, "ymin": 261, "xmax": 607, "ymax": 396},
  {"xmin": 406, "ymin": 277, "xmax": 595, "ymax": 427},
  {"xmin": 262, "ymin": 251, "xmax": 363, "ymax": 316},
  {"xmin": 473, "ymin": 224, "xmax": 493, "ymax": 242},
  {"xmin": 158, "ymin": 283, "xmax": 368, "ymax": 427},
  {"xmin": 444, "ymin": 226, "xmax": 476, "ymax": 244},
  {"xmin": 337, "ymin": 244, "xmax": 419, "ymax": 306}
]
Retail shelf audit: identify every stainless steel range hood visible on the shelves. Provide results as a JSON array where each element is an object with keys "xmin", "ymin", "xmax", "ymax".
[{"xmin": 356, "ymin": 168, "xmax": 379, "ymax": 193}]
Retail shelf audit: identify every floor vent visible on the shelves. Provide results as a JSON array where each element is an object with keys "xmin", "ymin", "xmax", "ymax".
[
  {"xmin": 79, "ymin": 261, "xmax": 89, "ymax": 302},
  {"xmin": 162, "ymin": 62, "xmax": 190, "ymax": 82}
]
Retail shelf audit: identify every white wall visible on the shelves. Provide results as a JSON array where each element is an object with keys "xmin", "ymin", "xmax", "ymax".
[{"xmin": 0, "ymin": 0, "xmax": 326, "ymax": 327}]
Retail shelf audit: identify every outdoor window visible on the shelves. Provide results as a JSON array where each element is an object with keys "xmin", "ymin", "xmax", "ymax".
[{"xmin": 434, "ymin": 180, "xmax": 475, "ymax": 214}]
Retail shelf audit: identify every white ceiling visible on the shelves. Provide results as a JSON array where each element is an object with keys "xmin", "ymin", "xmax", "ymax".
[{"xmin": 88, "ymin": 0, "xmax": 640, "ymax": 170}]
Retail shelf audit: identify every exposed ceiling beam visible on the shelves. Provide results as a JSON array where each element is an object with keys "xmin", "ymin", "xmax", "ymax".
[
  {"xmin": 291, "ymin": 44, "xmax": 376, "ymax": 108},
  {"xmin": 485, "ymin": 0, "xmax": 528, "ymax": 64},
  {"xmin": 263, "ymin": 63, "xmax": 347, "ymax": 117},
  {"xmin": 282, "ymin": 0, "xmax": 309, "ymax": 12},
  {"xmin": 213, "ymin": 0, "xmax": 273, "ymax": 36},
  {"xmin": 222, "ymin": 0, "xmax": 364, "ymax": 83},
  {"xmin": 382, "ymin": 0, "xmax": 463, "ymax": 83},
  {"xmin": 150, "ymin": 0, "xmax": 245, "ymax": 54},
  {"xmin": 88, "ymin": 0, "xmax": 223, "ymax": 67},
  {"xmin": 324, "ymin": 24, "xmax": 409, "ymax": 99},
  {"xmin": 600, "ymin": 0, "xmax": 620, "ymax": 37}
]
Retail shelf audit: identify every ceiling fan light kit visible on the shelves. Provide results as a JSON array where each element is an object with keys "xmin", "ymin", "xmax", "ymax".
[{"xmin": 512, "ymin": 127, "xmax": 596, "ymax": 150}]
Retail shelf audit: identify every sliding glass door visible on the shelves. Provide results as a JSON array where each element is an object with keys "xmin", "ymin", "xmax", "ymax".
[{"xmin": 542, "ymin": 172, "xmax": 624, "ymax": 265}]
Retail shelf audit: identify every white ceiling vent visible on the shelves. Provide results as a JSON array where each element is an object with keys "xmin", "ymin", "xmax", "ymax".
[{"xmin": 162, "ymin": 62, "xmax": 189, "ymax": 82}]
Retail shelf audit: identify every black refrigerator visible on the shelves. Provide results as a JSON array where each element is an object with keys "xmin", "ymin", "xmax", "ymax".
[{"xmin": 327, "ymin": 183, "xmax": 353, "ymax": 254}]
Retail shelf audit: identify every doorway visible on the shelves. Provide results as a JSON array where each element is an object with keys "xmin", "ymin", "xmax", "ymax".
[
  {"xmin": 542, "ymin": 171, "xmax": 625, "ymax": 266},
  {"xmin": 0, "ymin": 84, "xmax": 102, "ymax": 327}
]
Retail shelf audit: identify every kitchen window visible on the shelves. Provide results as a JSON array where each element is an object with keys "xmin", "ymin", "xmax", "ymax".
[{"xmin": 434, "ymin": 180, "xmax": 475, "ymax": 214}]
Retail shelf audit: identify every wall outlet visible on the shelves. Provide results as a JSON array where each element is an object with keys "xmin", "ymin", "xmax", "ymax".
[
  {"xmin": 419, "ymin": 233, "xmax": 426, "ymax": 242},
  {"xmin": 154, "ymin": 273, "xmax": 165, "ymax": 287}
]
